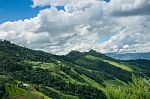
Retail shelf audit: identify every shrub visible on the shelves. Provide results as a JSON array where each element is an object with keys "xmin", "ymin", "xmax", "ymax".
[{"xmin": 104, "ymin": 75, "xmax": 150, "ymax": 99}]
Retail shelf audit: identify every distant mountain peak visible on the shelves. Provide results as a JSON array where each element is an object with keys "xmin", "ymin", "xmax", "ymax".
[
  {"xmin": 106, "ymin": 52, "xmax": 150, "ymax": 60},
  {"xmin": 67, "ymin": 50, "xmax": 83, "ymax": 56}
]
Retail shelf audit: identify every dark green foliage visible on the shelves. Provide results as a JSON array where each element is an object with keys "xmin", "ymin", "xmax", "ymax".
[
  {"xmin": 0, "ymin": 40, "xmax": 150, "ymax": 99},
  {"xmin": 0, "ymin": 83, "xmax": 6, "ymax": 99},
  {"xmin": 65, "ymin": 52, "xmax": 132, "ymax": 82},
  {"xmin": 0, "ymin": 59, "xmax": 32, "ymax": 72},
  {"xmin": 11, "ymin": 68, "xmax": 106, "ymax": 99},
  {"xmin": 61, "ymin": 66, "xmax": 85, "ymax": 83},
  {"xmin": 104, "ymin": 76, "xmax": 150, "ymax": 99},
  {"xmin": 0, "ymin": 79, "xmax": 9, "ymax": 99},
  {"xmin": 39, "ymin": 87, "xmax": 61, "ymax": 99},
  {"xmin": 123, "ymin": 59, "xmax": 150, "ymax": 77},
  {"xmin": 74, "ymin": 66, "xmax": 107, "ymax": 85},
  {"xmin": 39, "ymin": 85, "xmax": 106, "ymax": 99},
  {"xmin": 126, "ymin": 59, "xmax": 150, "ymax": 70},
  {"xmin": 0, "ymin": 40, "xmax": 58, "ymax": 62}
]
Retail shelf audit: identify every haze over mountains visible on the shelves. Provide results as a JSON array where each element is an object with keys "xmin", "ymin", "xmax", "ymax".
[{"xmin": 106, "ymin": 52, "xmax": 150, "ymax": 60}]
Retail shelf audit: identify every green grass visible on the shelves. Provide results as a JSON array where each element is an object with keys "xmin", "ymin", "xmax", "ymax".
[
  {"xmin": 85, "ymin": 55, "xmax": 133, "ymax": 72},
  {"xmin": 5, "ymin": 84, "xmax": 26, "ymax": 97},
  {"xmin": 103, "ymin": 60, "xmax": 133, "ymax": 72},
  {"xmin": 81, "ymin": 74, "xmax": 102, "ymax": 89},
  {"xmin": 22, "ymin": 58, "xmax": 149, "ymax": 99},
  {"xmin": 5, "ymin": 83, "xmax": 52, "ymax": 99},
  {"xmin": 32, "ymin": 91, "xmax": 52, "ymax": 99},
  {"xmin": 71, "ymin": 68, "xmax": 102, "ymax": 89},
  {"xmin": 25, "ymin": 61, "xmax": 61, "ymax": 72},
  {"xmin": 85, "ymin": 55, "xmax": 101, "ymax": 60},
  {"xmin": 104, "ymin": 76, "xmax": 150, "ymax": 99},
  {"xmin": 105, "ymin": 79, "xmax": 127, "ymax": 86},
  {"xmin": 13, "ymin": 93, "xmax": 46, "ymax": 99},
  {"xmin": 46, "ymin": 86, "xmax": 79, "ymax": 99},
  {"xmin": 59, "ymin": 71, "xmax": 81, "ymax": 84}
]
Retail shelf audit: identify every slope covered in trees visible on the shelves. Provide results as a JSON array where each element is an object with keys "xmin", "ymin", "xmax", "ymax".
[{"xmin": 0, "ymin": 40, "xmax": 150, "ymax": 99}]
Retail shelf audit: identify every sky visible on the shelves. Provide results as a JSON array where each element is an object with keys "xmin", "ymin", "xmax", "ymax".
[
  {"xmin": 0, "ymin": 0, "xmax": 38, "ymax": 23},
  {"xmin": 0, "ymin": 0, "xmax": 150, "ymax": 54},
  {"xmin": 0, "ymin": 0, "xmax": 63, "ymax": 23}
]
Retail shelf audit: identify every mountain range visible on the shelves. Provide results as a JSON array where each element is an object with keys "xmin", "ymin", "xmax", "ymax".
[
  {"xmin": 106, "ymin": 52, "xmax": 150, "ymax": 60},
  {"xmin": 0, "ymin": 40, "xmax": 150, "ymax": 99}
]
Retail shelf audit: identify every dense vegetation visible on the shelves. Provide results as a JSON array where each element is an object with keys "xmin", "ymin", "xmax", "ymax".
[
  {"xmin": 0, "ymin": 40, "xmax": 150, "ymax": 99},
  {"xmin": 104, "ymin": 76, "xmax": 150, "ymax": 99}
]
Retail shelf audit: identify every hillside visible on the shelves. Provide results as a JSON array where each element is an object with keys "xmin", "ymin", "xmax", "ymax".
[{"xmin": 0, "ymin": 40, "xmax": 150, "ymax": 99}]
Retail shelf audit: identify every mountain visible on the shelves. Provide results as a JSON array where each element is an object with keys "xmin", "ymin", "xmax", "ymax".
[
  {"xmin": 106, "ymin": 52, "xmax": 150, "ymax": 60},
  {"xmin": 0, "ymin": 40, "xmax": 150, "ymax": 99}
]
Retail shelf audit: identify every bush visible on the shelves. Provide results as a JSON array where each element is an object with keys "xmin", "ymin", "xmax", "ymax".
[{"xmin": 104, "ymin": 75, "xmax": 150, "ymax": 99}]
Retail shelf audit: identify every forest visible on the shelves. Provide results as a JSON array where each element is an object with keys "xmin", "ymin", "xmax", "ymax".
[{"xmin": 0, "ymin": 40, "xmax": 150, "ymax": 99}]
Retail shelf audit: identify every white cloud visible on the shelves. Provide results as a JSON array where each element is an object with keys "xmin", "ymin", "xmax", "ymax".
[
  {"xmin": 98, "ymin": 15, "xmax": 150, "ymax": 53},
  {"xmin": 0, "ymin": 0, "xmax": 150, "ymax": 54},
  {"xmin": 104, "ymin": 0, "xmax": 150, "ymax": 16}
]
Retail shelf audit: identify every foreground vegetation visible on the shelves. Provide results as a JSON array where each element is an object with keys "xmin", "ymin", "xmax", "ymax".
[{"xmin": 104, "ymin": 76, "xmax": 150, "ymax": 99}]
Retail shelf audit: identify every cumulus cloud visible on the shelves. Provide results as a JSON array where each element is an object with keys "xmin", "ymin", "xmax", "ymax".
[
  {"xmin": 104, "ymin": 0, "xmax": 150, "ymax": 16},
  {"xmin": 0, "ymin": 0, "xmax": 150, "ymax": 54},
  {"xmin": 98, "ymin": 15, "xmax": 150, "ymax": 53}
]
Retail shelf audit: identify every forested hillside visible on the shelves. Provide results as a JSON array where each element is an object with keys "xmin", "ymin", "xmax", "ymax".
[{"xmin": 0, "ymin": 40, "xmax": 150, "ymax": 99}]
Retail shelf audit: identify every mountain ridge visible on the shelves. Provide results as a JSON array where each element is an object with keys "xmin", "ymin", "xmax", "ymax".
[
  {"xmin": 106, "ymin": 52, "xmax": 150, "ymax": 60},
  {"xmin": 0, "ymin": 40, "xmax": 150, "ymax": 99}
]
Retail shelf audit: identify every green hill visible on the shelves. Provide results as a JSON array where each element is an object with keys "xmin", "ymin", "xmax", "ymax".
[{"xmin": 0, "ymin": 40, "xmax": 150, "ymax": 99}]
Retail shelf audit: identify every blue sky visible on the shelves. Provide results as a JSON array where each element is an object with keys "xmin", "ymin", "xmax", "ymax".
[
  {"xmin": 0, "ymin": 0, "xmax": 149, "ymax": 54},
  {"xmin": 0, "ymin": 0, "xmax": 108, "ymax": 23},
  {"xmin": 0, "ymin": 0, "xmax": 39, "ymax": 23},
  {"xmin": 0, "ymin": 0, "xmax": 65, "ymax": 23},
  {"xmin": 0, "ymin": 0, "xmax": 112, "ymax": 53}
]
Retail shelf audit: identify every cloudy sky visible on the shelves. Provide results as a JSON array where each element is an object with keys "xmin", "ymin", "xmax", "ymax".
[{"xmin": 0, "ymin": 0, "xmax": 150, "ymax": 54}]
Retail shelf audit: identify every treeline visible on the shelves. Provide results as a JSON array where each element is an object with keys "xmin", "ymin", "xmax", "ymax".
[
  {"xmin": 0, "ymin": 77, "xmax": 9, "ymax": 99},
  {"xmin": 0, "ymin": 40, "xmax": 58, "ymax": 62},
  {"xmin": 11, "ymin": 68, "xmax": 106, "ymax": 99}
]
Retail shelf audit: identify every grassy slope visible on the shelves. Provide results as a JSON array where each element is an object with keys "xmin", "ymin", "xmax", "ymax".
[
  {"xmin": 104, "ymin": 76, "xmax": 150, "ymax": 99},
  {"xmin": 23, "ymin": 61, "xmax": 98, "ymax": 98},
  {"xmin": 25, "ymin": 60, "xmax": 105, "ymax": 95},
  {"xmin": 103, "ymin": 60, "xmax": 133, "ymax": 72},
  {"xmin": 5, "ymin": 84, "xmax": 26, "ymax": 97},
  {"xmin": 70, "ymin": 68, "xmax": 102, "ymax": 89},
  {"xmin": 85, "ymin": 55, "xmax": 133, "ymax": 72},
  {"xmin": 5, "ymin": 83, "xmax": 52, "ymax": 99},
  {"xmin": 59, "ymin": 71, "xmax": 81, "ymax": 84},
  {"xmin": 45, "ymin": 86, "xmax": 79, "ymax": 99},
  {"xmin": 27, "ymin": 60, "xmax": 103, "ymax": 88},
  {"xmin": 1, "ymin": 41, "xmax": 150, "ymax": 99},
  {"xmin": 5, "ymin": 58, "xmax": 150, "ymax": 99},
  {"xmin": 32, "ymin": 91, "xmax": 52, "ymax": 99}
]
